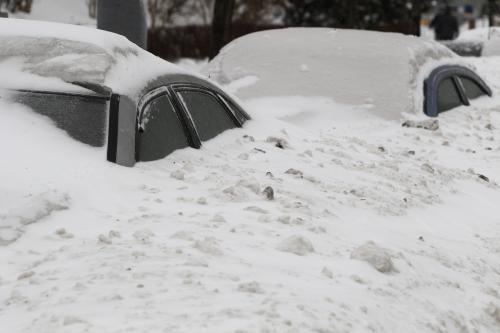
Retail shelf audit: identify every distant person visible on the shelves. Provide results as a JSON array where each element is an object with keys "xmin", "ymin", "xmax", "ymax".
[{"xmin": 430, "ymin": 6, "xmax": 459, "ymax": 41}]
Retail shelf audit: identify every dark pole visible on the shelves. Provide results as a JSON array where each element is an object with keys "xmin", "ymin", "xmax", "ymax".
[
  {"xmin": 210, "ymin": 0, "xmax": 235, "ymax": 59},
  {"xmin": 0, "ymin": 0, "xmax": 7, "ymax": 18},
  {"xmin": 97, "ymin": 0, "xmax": 148, "ymax": 49},
  {"xmin": 490, "ymin": 0, "xmax": 496, "ymax": 27},
  {"xmin": 347, "ymin": 0, "xmax": 357, "ymax": 28},
  {"xmin": 412, "ymin": 0, "xmax": 422, "ymax": 36}
]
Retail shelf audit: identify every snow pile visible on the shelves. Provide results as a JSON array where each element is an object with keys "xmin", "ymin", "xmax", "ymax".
[
  {"xmin": 458, "ymin": 27, "xmax": 500, "ymax": 43},
  {"xmin": 1, "ymin": 48, "xmax": 500, "ymax": 332},
  {"xmin": 204, "ymin": 28, "xmax": 462, "ymax": 119}
]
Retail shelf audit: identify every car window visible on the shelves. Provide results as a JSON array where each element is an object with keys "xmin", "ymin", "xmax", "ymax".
[
  {"xmin": 437, "ymin": 77, "xmax": 462, "ymax": 113},
  {"xmin": 177, "ymin": 90, "xmax": 236, "ymax": 142},
  {"xmin": 459, "ymin": 76, "xmax": 486, "ymax": 101},
  {"xmin": 14, "ymin": 91, "xmax": 108, "ymax": 147},
  {"xmin": 138, "ymin": 95, "xmax": 189, "ymax": 162}
]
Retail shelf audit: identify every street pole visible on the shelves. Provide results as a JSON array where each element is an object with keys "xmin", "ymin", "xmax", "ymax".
[
  {"xmin": 97, "ymin": 0, "xmax": 147, "ymax": 49},
  {"xmin": 210, "ymin": 0, "xmax": 235, "ymax": 59},
  {"xmin": 490, "ymin": 0, "xmax": 496, "ymax": 27},
  {"xmin": 0, "ymin": 0, "xmax": 8, "ymax": 18}
]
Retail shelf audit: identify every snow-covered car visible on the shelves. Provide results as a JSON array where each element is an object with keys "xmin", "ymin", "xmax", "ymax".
[
  {"xmin": 204, "ymin": 28, "xmax": 492, "ymax": 119},
  {"xmin": 0, "ymin": 19, "xmax": 249, "ymax": 167}
]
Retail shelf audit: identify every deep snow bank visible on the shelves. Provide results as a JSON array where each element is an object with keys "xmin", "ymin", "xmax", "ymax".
[{"xmin": 1, "ymin": 58, "xmax": 500, "ymax": 333}]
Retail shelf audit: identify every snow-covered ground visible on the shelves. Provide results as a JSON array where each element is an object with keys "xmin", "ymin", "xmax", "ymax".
[
  {"xmin": 1, "ymin": 51, "xmax": 500, "ymax": 332},
  {"xmin": 0, "ymin": 5, "xmax": 500, "ymax": 332}
]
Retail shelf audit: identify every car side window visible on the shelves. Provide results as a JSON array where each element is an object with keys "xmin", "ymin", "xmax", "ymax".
[
  {"xmin": 177, "ymin": 90, "xmax": 236, "ymax": 142},
  {"xmin": 14, "ymin": 91, "xmax": 108, "ymax": 147},
  {"xmin": 459, "ymin": 76, "xmax": 486, "ymax": 101},
  {"xmin": 437, "ymin": 77, "xmax": 462, "ymax": 113},
  {"xmin": 424, "ymin": 66, "xmax": 492, "ymax": 117},
  {"xmin": 138, "ymin": 95, "xmax": 189, "ymax": 162}
]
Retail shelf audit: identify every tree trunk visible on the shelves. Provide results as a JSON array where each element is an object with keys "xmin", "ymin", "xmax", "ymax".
[{"xmin": 210, "ymin": 0, "xmax": 235, "ymax": 59}]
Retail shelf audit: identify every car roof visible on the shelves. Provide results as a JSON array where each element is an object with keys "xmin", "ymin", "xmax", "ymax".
[
  {"xmin": 204, "ymin": 28, "xmax": 466, "ymax": 119},
  {"xmin": 0, "ymin": 18, "xmax": 193, "ymax": 99}
]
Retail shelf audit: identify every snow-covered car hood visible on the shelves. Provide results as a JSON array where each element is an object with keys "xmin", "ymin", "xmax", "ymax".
[
  {"xmin": 0, "ymin": 18, "xmax": 188, "ymax": 98},
  {"xmin": 204, "ymin": 28, "xmax": 461, "ymax": 119}
]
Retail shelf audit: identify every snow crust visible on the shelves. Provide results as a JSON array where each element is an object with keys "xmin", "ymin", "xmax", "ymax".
[
  {"xmin": 1, "ymin": 53, "xmax": 500, "ymax": 332},
  {"xmin": 204, "ymin": 28, "xmax": 463, "ymax": 119}
]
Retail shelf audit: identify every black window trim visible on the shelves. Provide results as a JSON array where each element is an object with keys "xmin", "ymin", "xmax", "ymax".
[
  {"xmin": 171, "ymin": 84, "xmax": 245, "ymax": 147},
  {"xmin": 14, "ymin": 89, "xmax": 111, "ymax": 102},
  {"xmin": 170, "ymin": 83, "xmax": 247, "ymax": 128},
  {"xmin": 424, "ymin": 65, "xmax": 492, "ymax": 117},
  {"xmin": 135, "ymin": 86, "xmax": 197, "ymax": 162},
  {"xmin": 135, "ymin": 82, "xmax": 249, "ymax": 163}
]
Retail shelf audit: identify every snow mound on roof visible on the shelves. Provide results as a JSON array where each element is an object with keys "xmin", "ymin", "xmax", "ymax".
[
  {"xmin": 204, "ymin": 28, "xmax": 457, "ymax": 119},
  {"xmin": 0, "ymin": 36, "xmax": 116, "ymax": 86},
  {"xmin": 0, "ymin": 19, "xmax": 186, "ymax": 97}
]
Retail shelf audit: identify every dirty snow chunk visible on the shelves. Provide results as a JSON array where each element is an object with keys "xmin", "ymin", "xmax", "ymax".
[
  {"xmin": 98, "ymin": 234, "xmax": 112, "ymax": 245},
  {"xmin": 197, "ymin": 197, "xmax": 208, "ymax": 205},
  {"xmin": 244, "ymin": 206, "xmax": 269, "ymax": 214},
  {"xmin": 17, "ymin": 271, "xmax": 35, "ymax": 280},
  {"xmin": 170, "ymin": 230, "xmax": 195, "ymax": 241},
  {"xmin": 486, "ymin": 303, "xmax": 500, "ymax": 324},
  {"xmin": 262, "ymin": 186, "xmax": 275, "ymax": 201},
  {"xmin": 55, "ymin": 228, "xmax": 74, "ymax": 239},
  {"xmin": 63, "ymin": 316, "xmax": 87, "ymax": 326},
  {"xmin": 238, "ymin": 281, "xmax": 265, "ymax": 294},
  {"xmin": 222, "ymin": 186, "xmax": 249, "ymax": 201},
  {"xmin": 277, "ymin": 235, "xmax": 315, "ymax": 256},
  {"xmin": 211, "ymin": 214, "xmax": 227, "ymax": 223},
  {"xmin": 402, "ymin": 119, "xmax": 439, "ymax": 131},
  {"xmin": 170, "ymin": 170, "xmax": 186, "ymax": 181},
  {"xmin": 133, "ymin": 229, "xmax": 155, "ymax": 244},
  {"xmin": 108, "ymin": 230, "xmax": 121, "ymax": 239},
  {"xmin": 421, "ymin": 163, "xmax": 435, "ymax": 174},
  {"xmin": 238, "ymin": 153, "xmax": 249, "ymax": 160},
  {"xmin": 351, "ymin": 241, "xmax": 394, "ymax": 273},
  {"xmin": 193, "ymin": 237, "xmax": 223, "ymax": 256},
  {"xmin": 285, "ymin": 168, "xmax": 304, "ymax": 178},
  {"xmin": 321, "ymin": 267, "xmax": 334, "ymax": 279},
  {"xmin": 237, "ymin": 179, "xmax": 261, "ymax": 195},
  {"xmin": 266, "ymin": 136, "xmax": 290, "ymax": 149},
  {"xmin": 184, "ymin": 257, "xmax": 209, "ymax": 267}
]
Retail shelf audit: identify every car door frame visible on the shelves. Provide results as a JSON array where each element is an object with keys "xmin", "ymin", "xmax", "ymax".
[
  {"xmin": 135, "ymin": 82, "xmax": 247, "ymax": 162},
  {"xmin": 424, "ymin": 65, "xmax": 492, "ymax": 117}
]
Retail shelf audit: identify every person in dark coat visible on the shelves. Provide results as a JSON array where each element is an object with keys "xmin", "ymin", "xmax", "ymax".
[{"xmin": 430, "ymin": 6, "xmax": 459, "ymax": 40}]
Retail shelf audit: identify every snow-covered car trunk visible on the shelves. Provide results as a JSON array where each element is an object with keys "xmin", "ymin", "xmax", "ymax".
[{"xmin": 204, "ymin": 28, "xmax": 476, "ymax": 119}]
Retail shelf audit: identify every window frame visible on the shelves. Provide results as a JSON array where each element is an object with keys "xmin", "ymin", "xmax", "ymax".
[
  {"xmin": 171, "ymin": 84, "xmax": 246, "ymax": 143},
  {"xmin": 424, "ymin": 65, "xmax": 492, "ymax": 117},
  {"xmin": 135, "ymin": 83, "xmax": 247, "ymax": 162},
  {"xmin": 135, "ymin": 86, "xmax": 195, "ymax": 162}
]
